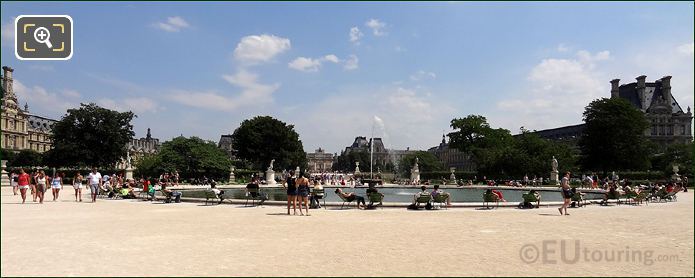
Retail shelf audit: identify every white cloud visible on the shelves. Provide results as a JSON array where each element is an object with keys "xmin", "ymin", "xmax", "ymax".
[
  {"xmin": 171, "ymin": 69, "xmax": 279, "ymax": 111},
  {"xmin": 677, "ymin": 42, "xmax": 694, "ymax": 56},
  {"xmin": 557, "ymin": 43, "xmax": 569, "ymax": 52},
  {"xmin": 13, "ymin": 80, "xmax": 73, "ymax": 117},
  {"xmin": 288, "ymin": 54, "xmax": 342, "ymax": 72},
  {"xmin": 98, "ymin": 97, "xmax": 160, "ymax": 114},
  {"xmin": 349, "ymin": 26, "xmax": 363, "ymax": 44},
  {"xmin": 365, "ymin": 19, "xmax": 387, "ymax": 36},
  {"xmin": 288, "ymin": 57, "xmax": 322, "ymax": 72},
  {"xmin": 410, "ymin": 70, "xmax": 437, "ymax": 81},
  {"xmin": 295, "ymin": 85, "xmax": 454, "ymax": 153},
  {"xmin": 61, "ymin": 89, "xmax": 80, "ymax": 98},
  {"xmin": 233, "ymin": 34, "xmax": 291, "ymax": 65},
  {"xmin": 2, "ymin": 17, "xmax": 15, "ymax": 43},
  {"xmin": 493, "ymin": 50, "xmax": 609, "ymax": 131},
  {"xmin": 154, "ymin": 16, "xmax": 190, "ymax": 32},
  {"xmin": 344, "ymin": 54, "xmax": 359, "ymax": 71}
]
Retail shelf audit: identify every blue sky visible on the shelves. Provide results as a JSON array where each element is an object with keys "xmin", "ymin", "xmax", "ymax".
[{"xmin": 1, "ymin": 2, "xmax": 693, "ymax": 153}]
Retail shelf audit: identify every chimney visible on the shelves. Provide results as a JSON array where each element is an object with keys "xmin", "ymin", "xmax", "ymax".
[
  {"xmin": 636, "ymin": 75, "xmax": 647, "ymax": 109},
  {"xmin": 610, "ymin": 79, "xmax": 620, "ymax": 99},
  {"xmin": 661, "ymin": 76, "xmax": 672, "ymax": 105},
  {"xmin": 2, "ymin": 66, "xmax": 13, "ymax": 79}
]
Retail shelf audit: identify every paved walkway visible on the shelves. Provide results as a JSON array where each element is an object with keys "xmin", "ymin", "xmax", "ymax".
[{"xmin": 1, "ymin": 187, "xmax": 693, "ymax": 276}]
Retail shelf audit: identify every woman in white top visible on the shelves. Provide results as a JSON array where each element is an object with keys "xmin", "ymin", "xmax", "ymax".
[
  {"xmin": 73, "ymin": 173, "xmax": 83, "ymax": 202},
  {"xmin": 35, "ymin": 170, "xmax": 47, "ymax": 204},
  {"xmin": 51, "ymin": 172, "xmax": 64, "ymax": 201}
]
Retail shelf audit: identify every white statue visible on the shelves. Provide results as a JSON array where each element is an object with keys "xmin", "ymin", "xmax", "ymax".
[
  {"xmin": 415, "ymin": 157, "xmax": 419, "ymax": 166},
  {"xmin": 268, "ymin": 159, "xmax": 275, "ymax": 171},
  {"xmin": 673, "ymin": 164, "xmax": 680, "ymax": 174},
  {"xmin": 551, "ymin": 156, "xmax": 558, "ymax": 172},
  {"xmin": 355, "ymin": 162, "xmax": 361, "ymax": 173},
  {"xmin": 126, "ymin": 152, "xmax": 132, "ymax": 168}
]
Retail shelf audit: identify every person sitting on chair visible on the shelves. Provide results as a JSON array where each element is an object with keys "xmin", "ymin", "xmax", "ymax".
[
  {"xmin": 161, "ymin": 182, "xmax": 182, "ymax": 203},
  {"xmin": 334, "ymin": 188, "xmax": 365, "ymax": 209},
  {"xmin": 246, "ymin": 178, "xmax": 267, "ymax": 205},
  {"xmin": 569, "ymin": 188, "xmax": 585, "ymax": 208},
  {"xmin": 210, "ymin": 183, "xmax": 225, "ymax": 204},
  {"xmin": 365, "ymin": 184, "xmax": 383, "ymax": 208},
  {"xmin": 431, "ymin": 184, "xmax": 451, "ymax": 206},
  {"xmin": 310, "ymin": 180, "xmax": 324, "ymax": 208}
]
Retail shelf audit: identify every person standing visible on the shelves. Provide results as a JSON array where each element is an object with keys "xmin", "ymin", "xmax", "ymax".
[
  {"xmin": 30, "ymin": 170, "xmax": 38, "ymax": 202},
  {"xmin": 51, "ymin": 172, "xmax": 63, "ymax": 201},
  {"xmin": 559, "ymin": 172, "xmax": 572, "ymax": 215},
  {"xmin": 10, "ymin": 171, "xmax": 19, "ymax": 195},
  {"xmin": 87, "ymin": 168, "xmax": 103, "ymax": 202},
  {"xmin": 296, "ymin": 173, "xmax": 310, "ymax": 216},
  {"xmin": 35, "ymin": 170, "xmax": 47, "ymax": 204},
  {"xmin": 283, "ymin": 170, "xmax": 298, "ymax": 215},
  {"xmin": 17, "ymin": 169, "xmax": 31, "ymax": 204},
  {"xmin": 73, "ymin": 173, "xmax": 83, "ymax": 202}
]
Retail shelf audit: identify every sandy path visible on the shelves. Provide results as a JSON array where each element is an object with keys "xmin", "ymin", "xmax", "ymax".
[{"xmin": 1, "ymin": 187, "xmax": 692, "ymax": 276}]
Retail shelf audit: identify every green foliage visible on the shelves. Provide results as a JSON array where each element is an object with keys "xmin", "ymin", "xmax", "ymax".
[
  {"xmin": 43, "ymin": 103, "xmax": 135, "ymax": 168},
  {"xmin": 651, "ymin": 142, "xmax": 694, "ymax": 177},
  {"xmin": 1, "ymin": 149, "xmax": 16, "ymax": 164},
  {"xmin": 398, "ymin": 151, "xmax": 444, "ymax": 177},
  {"xmin": 155, "ymin": 136, "xmax": 232, "ymax": 181},
  {"xmin": 231, "ymin": 116, "xmax": 307, "ymax": 171},
  {"xmin": 133, "ymin": 155, "xmax": 162, "ymax": 179},
  {"xmin": 8, "ymin": 149, "xmax": 43, "ymax": 167},
  {"xmin": 332, "ymin": 150, "xmax": 370, "ymax": 172},
  {"xmin": 578, "ymin": 98, "xmax": 652, "ymax": 172},
  {"xmin": 448, "ymin": 115, "xmax": 578, "ymax": 179}
]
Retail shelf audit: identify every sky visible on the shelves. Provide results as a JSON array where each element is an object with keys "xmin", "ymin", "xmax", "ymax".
[{"xmin": 1, "ymin": 2, "xmax": 693, "ymax": 154}]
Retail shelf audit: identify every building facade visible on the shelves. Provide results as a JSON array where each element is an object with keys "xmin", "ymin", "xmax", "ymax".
[
  {"xmin": 1, "ymin": 66, "xmax": 57, "ymax": 153},
  {"xmin": 427, "ymin": 134, "xmax": 476, "ymax": 172},
  {"xmin": 532, "ymin": 75, "xmax": 693, "ymax": 150},
  {"xmin": 306, "ymin": 148, "xmax": 334, "ymax": 173},
  {"xmin": 117, "ymin": 128, "xmax": 161, "ymax": 169},
  {"xmin": 340, "ymin": 136, "xmax": 416, "ymax": 171},
  {"xmin": 218, "ymin": 134, "xmax": 235, "ymax": 159}
]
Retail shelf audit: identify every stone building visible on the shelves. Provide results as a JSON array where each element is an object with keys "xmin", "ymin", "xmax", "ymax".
[
  {"xmin": 1, "ymin": 66, "xmax": 57, "ymax": 153},
  {"xmin": 306, "ymin": 148, "xmax": 334, "ymax": 173},
  {"xmin": 427, "ymin": 134, "xmax": 476, "ymax": 171},
  {"xmin": 117, "ymin": 128, "xmax": 161, "ymax": 169},
  {"xmin": 532, "ymin": 75, "xmax": 693, "ymax": 150},
  {"xmin": 218, "ymin": 134, "xmax": 235, "ymax": 159},
  {"xmin": 340, "ymin": 136, "xmax": 416, "ymax": 170}
]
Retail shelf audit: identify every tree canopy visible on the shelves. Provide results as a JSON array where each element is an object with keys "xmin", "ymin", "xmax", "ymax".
[
  {"xmin": 448, "ymin": 115, "xmax": 577, "ymax": 178},
  {"xmin": 44, "ymin": 103, "xmax": 135, "ymax": 168},
  {"xmin": 578, "ymin": 98, "xmax": 652, "ymax": 172},
  {"xmin": 398, "ymin": 151, "xmax": 444, "ymax": 177},
  {"xmin": 135, "ymin": 136, "xmax": 231, "ymax": 181},
  {"xmin": 231, "ymin": 116, "xmax": 307, "ymax": 171}
]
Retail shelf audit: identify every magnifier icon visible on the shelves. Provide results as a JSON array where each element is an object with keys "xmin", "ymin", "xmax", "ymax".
[{"xmin": 33, "ymin": 27, "xmax": 53, "ymax": 49}]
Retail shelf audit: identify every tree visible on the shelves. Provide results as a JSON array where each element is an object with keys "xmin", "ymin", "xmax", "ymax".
[
  {"xmin": 231, "ymin": 116, "xmax": 307, "ymax": 171},
  {"xmin": 578, "ymin": 98, "xmax": 652, "ymax": 172},
  {"xmin": 332, "ymin": 150, "xmax": 370, "ymax": 172},
  {"xmin": 44, "ymin": 103, "xmax": 135, "ymax": 168},
  {"xmin": 10, "ymin": 149, "xmax": 43, "ymax": 167},
  {"xmin": 133, "ymin": 154, "xmax": 163, "ymax": 179},
  {"xmin": 155, "ymin": 136, "xmax": 232, "ymax": 181},
  {"xmin": 398, "ymin": 151, "xmax": 444, "ymax": 177},
  {"xmin": 651, "ymin": 142, "xmax": 694, "ymax": 177}
]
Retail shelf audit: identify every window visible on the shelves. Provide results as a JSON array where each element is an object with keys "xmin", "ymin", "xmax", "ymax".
[
  {"xmin": 652, "ymin": 125, "xmax": 657, "ymax": 135},
  {"xmin": 682, "ymin": 125, "xmax": 686, "ymax": 135}
]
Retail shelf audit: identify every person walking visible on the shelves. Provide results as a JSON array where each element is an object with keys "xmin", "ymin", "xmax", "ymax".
[
  {"xmin": 10, "ymin": 171, "xmax": 19, "ymax": 195},
  {"xmin": 30, "ymin": 170, "xmax": 38, "ymax": 202},
  {"xmin": 72, "ymin": 173, "xmax": 84, "ymax": 202},
  {"xmin": 283, "ymin": 170, "xmax": 298, "ymax": 215},
  {"xmin": 51, "ymin": 172, "xmax": 63, "ymax": 201},
  {"xmin": 35, "ymin": 170, "xmax": 47, "ymax": 204},
  {"xmin": 296, "ymin": 173, "xmax": 310, "ymax": 216},
  {"xmin": 17, "ymin": 169, "xmax": 31, "ymax": 204},
  {"xmin": 559, "ymin": 171, "xmax": 572, "ymax": 215},
  {"xmin": 87, "ymin": 168, "xmax": 103, "ymax": 202}
]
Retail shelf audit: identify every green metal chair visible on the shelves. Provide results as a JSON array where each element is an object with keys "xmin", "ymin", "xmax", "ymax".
[
  {"xmin": 245, "ymin": 187, "xmax": 262, "ymax": 207},
  {"xmin": 432, "ymin": 193, "xmax": 449, "ymax": 210},
  {"xmin": 311, "ymin": 188, "xmax": 326, "ymax": 209},
  {"xmin": 204, "ymin": 190, "xmax": 219, "ymax": 206},
  {"xmin": 367, "ymin": 192, "xmax": 384, "ymax": 209},
  {"xmin": 483, "ymin": 192, "xmax": 499, "ymax": 209},
  {"xmin": 415, "ymin": 193, "xmax": 432, "ymax": 209},
  {"xmin": 522, "ymin": 192, "xmax": 541, "ymax": 208},
  {"xmin": 338, "ymin": 193, "xmax": 355, "ymax": 209}
]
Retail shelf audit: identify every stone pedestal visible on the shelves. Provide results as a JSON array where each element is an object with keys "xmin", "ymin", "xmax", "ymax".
[
  {"xmin": 265, "ymin": 169, "xmax": 276, "ymax": 186},
  {"xmin": 411, "ymin": 166, "xmax": 420, "ymax": 185},
  {"xmin": 125, "ymin": 166, "xmax": 134, "ymax": 181},
  {"xmin": 550, "ymin": 170, "xmax": 559, "ymax": 186},
  {"xmin": 1, "ymin": 160, "xmax": 10, "ymax": 187},
  {"xmin": 229, "ymin": 166, "xmax": 236, "ymax": 184}
]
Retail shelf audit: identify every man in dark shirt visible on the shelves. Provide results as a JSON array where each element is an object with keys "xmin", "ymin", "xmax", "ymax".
[{"xmin": 246, "ymin": 178, "xmax": 267, "ymax": 204}]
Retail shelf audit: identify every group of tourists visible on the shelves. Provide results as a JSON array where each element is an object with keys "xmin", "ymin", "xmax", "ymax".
[{"xmin": 10, "ymin": 168, "xmax": 68, "ymax": 204}]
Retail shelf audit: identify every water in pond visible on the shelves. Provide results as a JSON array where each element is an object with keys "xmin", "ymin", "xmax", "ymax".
[{"xmin": 178, "ymin": 187, "xmax": 604, "ymax": 203}]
